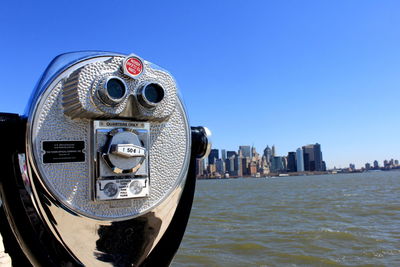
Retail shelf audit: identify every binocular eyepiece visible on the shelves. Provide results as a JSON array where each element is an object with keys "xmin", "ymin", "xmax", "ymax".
[{"xmin": 0, "ymin": 51, "xmax": 211, "ymax": 266}]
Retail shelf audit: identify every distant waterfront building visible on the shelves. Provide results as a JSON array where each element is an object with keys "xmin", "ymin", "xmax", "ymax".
[
  {"xmin": 251, "ymin": 146, "xmax": 259, "ymax": 161},
  {"xmin": 302, "ymin": 143, "xmax": 323, "ymax": 171},
  {"xmin": 287, "ymin": 152, "xmax": 297, "ymax": 172},
  {"xmin": 225, "ymin": 156, "xmax": 235, "ymax": 174},
  {"xmin": 384, "ymin": 160, "xmax": 389, "ymax": 168},
  {"xmin": 349, "ymin": 163, "xmax": 355, "ymax": 171},
  {"xmin": 322, "ymin": 161, "xmax": 326, "ymax": 171},
  {"xmin": 239, "ymin": 146, "xmax": 251, "ymax": 158},
  {"xmin": 207, "ymin": 163, "xmax": 216, "ymax": 174},
  {"xmin": 260, "ymin": 156, "xmax": 270, "ymax": 175},
  {"xmin": 263, "ymin": 146, "xmax": 272, "ymax": 164},
  {"xmin": 395, "ymin": 160, "xmax": 399, "ymax": 166},
  {"xmin": 303, "ymin": 145, "xmax": 312, "ymax": 171},
  {"xmin": 208, "ymin": 149, "xmax": 219, "ymax": 165},
  {"xmin": 196, "ymin": 158, "xmax": 205, "ymax": 177},
  {"xmin": 271, "ymin": 145, "xmax": 276, "ymax": 157},
  {"xmin": 227, "ymin": 151, "xmax": 237, "ymax": 159},
  {"xmin": 221, "ymin": 149, "xmax": 226, "ymax": 161},
  {"xmin": 242, "ymin": 157, "xmax": 250, "ymax": 176},
  {"xmin": 271, "ymin": 156, "xmax": 285, "ymax": 172},
  {"xmin": 249, "ymin": 162, "xmax": 257, "ymax": 176},
  {"xmin": 365, "ymin": 163, "xmax": 371, "ymax": 170},
  {"xmin": 282, "ymin": 156, "xmax": 287, "ymax": 171},
  {"xmin": 234, "ymin": 155, "xmax": 243, "ymax": 176},
  {"xmin": 373, "ymin": 160, "xmax": 379, "ymax": 169},
  {"xmin": 216, "ymin": 158, "xmax": 225, "ymax": 174},
  {"xmin": 296, "ymin": 148, "xmax": 305, "ymax": 172}
]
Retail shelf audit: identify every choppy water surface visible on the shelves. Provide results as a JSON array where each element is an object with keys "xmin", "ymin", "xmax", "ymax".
[{"xmin": 172, "ymin": 171, "xmax": 400, "ymax": 266}]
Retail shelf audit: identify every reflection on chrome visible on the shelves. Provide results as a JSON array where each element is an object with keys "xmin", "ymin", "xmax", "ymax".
[{"xmin": 0, "ymin": 52, "xmax": 211, "ymax": 266}]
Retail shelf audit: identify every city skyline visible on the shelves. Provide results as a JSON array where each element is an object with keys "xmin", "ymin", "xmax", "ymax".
[
  {"xmin": 0, "ymin": 1, "xmax": 399, "ymax": 168},
  {"xmin": 206, "ymin": 143, "xmax": 398, "ymax": 172},
  {"xmin": 199, "ymin": 143, "xmax": 327, "ymax": 178}
]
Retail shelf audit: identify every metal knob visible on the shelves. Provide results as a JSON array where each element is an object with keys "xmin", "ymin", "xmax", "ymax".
[{"xmin": 102, "ymin": 128, "xmax": 146, "ymax": 174}]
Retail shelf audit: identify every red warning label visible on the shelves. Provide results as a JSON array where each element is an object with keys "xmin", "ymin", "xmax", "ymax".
[{"xmin": 124, "ymin": 56, "xmax": 143, "ymax": 78}]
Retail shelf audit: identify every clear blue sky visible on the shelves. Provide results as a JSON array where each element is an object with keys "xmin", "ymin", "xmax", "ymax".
[{"xmin": 1, "ymin": 0, "xmax": 399, "ymax": 168}]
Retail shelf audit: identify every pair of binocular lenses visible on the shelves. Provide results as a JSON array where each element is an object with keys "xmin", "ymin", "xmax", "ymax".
[{"xmin": 97, "ymin": 77, "xmax": 165, "ymax": 108}]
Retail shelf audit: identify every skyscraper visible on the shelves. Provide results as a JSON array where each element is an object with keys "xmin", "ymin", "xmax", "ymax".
[
  {"xmin": 208, "ymin": 149, "xmax": 219, "ymax": 165},
  {"xmin": 373, "ymin": 160, "xmax": 379, "ymax": 169},
  {"xmin": 271, "ymin": 156, "xmax": 284, "ymax": 172},
  {"xmin": 287, "ymin": 152, "xmax": 297, "ymax": 172},
  {"xmin": 225, "ymin": 156, "xmax": 235, "ymax": 174},
  {"xmin": 216, "ymin": 158, "xmax": 225, "ymax": 174},
  {"xmin": 302, "ymin": 145, "xmax": 312, "ymax": 171},
  {"xmin": 235, "ymin": 154, "xmax": 243, "ymax": 176},
  {"xmin": 221, "ymin": 149, "xmax": 226, "ymax": 161},
  {"xmin": 196, "ymin": 158, "xmax": 205, "ymax": 177},
  {"xmin": 365, "ymin": 163, "xmax": 371, "ymax": 170},
  {"xmin": 239, "ymin": 146, "xmax": 251, "ymax": 158},
  {"xmin": 271, "ymin": 145, "xmax": 276, "ymax": 157},
  {"xmin": 314, "ymin": 143, "xmax": 323, "ymax": 171},
  {"xmin": 296, "ymin": 147, "xmax": 304, "ymax": 172},
  {"xmin": 227, "ymin": 151, "xmax": 237, "ymax": 159},
  {"xmin": 302, "ymin": 143, "xmax": 323, "ymax": 171},
  {"xmin": 251, "ymin": 146, "xmax": 257, "ymax": 159},
  {"xmin": 242, "ymin": 157, "xmax": 249, "ymax": 175},
  {"xmin": 263, "ymin": 146, "xmax": 272, "ymax": 163}
]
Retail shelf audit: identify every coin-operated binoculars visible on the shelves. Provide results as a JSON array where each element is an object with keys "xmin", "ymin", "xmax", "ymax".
[{"xmin": 0, "ymin": 51, "xmax": 211, "ymax": 266}]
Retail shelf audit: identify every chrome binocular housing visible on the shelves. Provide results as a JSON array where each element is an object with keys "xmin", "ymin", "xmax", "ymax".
[{"xmin": 0, "ymin": 51, "xmax": 211, "ymax": 266}]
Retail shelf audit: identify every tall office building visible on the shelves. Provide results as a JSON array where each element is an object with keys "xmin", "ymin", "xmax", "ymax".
[
  {"xmin": 225, "ymin": 156, "xmax": 235, "ymax": 174},
  {"xmin": 373, "ymin": 160, "xmax": 379, "ymax": 169},
  {"xmin": 263, "ymin": 146, "xmax": 272, "ymax": 163},
  {"xmin": 221, "ymin": 149, "xmax": 226, "ymax": 161},
  {"xmin": 242, "ymin": 157, "xmax": 248, "ymax": 175},
  {"xmin": 271, "ymin": 156, "xmax": 285, "ymax": 172},
  {"xmin": 271, "ymin": 145, "xmax": 276, "ymax": 157},
  {"xmin": 314, "ymin": 143, "xmax": 323, "ymax": 171},
  {"xmin": 235, "ymin": 155, "xmax": 243, "ymax": 176},
  {"xmin": 287, "ymin": 152, "xmax": 297, "ymax": 172},
  {"xmin": 227, "ymin": 151, "xmax": 237, "ymax": 159},
  {"xmin": 208, "ymin": 149, "xmax": 219, "ymax": 165},
  {"xmin": 215, "ymin": 158, "xmax": 225, "ymax": 174},
  {"xmin": 302, "ymin": 145, "xmax": 313, "ymax": 171},
  {"xmin": 239, "ymin": 146, "xmax": 251, "ymax": 158},
  {"xmin": 196, "ymin": 158, "xmax": 205, "ymax": 177},
  {"xmin": 302, "ymin": 143, "xmax": 323, "ymax": 171},
  {"xmin": 296, "ymin": 147, "xmax": 304, "ymax": 172}
]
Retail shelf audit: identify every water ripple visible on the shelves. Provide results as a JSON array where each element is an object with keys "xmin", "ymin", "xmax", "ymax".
[{"xmin": 173, "ymin": 171, "xmax": 400, "ymax": 266}]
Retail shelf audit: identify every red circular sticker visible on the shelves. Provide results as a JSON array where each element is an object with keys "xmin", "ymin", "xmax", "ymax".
[{"xmin": 124, "ymin": 56, "xmax": 143, "ymax": 77}]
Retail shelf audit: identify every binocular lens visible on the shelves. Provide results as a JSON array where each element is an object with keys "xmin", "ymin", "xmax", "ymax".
[
  {"xmin": 144, "ymin": 83, "xmax": 164, "ymax": 104},
  {"xmin": 97, "ymin": 77, "xmax": 127, "ymax": 106},
  {"xmin": 106, "ymin": 78, "xmax": 126, "ymax": 100}
]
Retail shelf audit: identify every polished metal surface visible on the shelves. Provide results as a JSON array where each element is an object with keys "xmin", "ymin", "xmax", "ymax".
[
  {"xmin": 19, "ymin": 52, "xmax": 192, "ymax": 265},
  {"xmin": 101, "ymin": 127, "xmax": 147, "ymax": 174},
  {"xmin": 27, "ymin": 53, "xmax": 191, "ymax": 219},
  {"xmin": 200, "ymin": 127, "xmax": 212, "ymax": 160}
]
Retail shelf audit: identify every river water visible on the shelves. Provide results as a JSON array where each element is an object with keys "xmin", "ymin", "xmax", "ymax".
[{"xmin": 172, "ymin": 171, "xmax": 400, "ymax": 266}]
